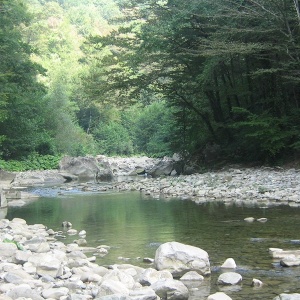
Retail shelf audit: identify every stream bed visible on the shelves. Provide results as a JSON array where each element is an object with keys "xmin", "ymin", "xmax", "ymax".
[{"xmin": 6, "ymin": 187, "xmax": 300, "ymax": 299}]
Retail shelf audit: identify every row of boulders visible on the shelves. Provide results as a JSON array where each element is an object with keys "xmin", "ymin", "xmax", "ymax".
[
  {"xmin": 4, "ymin": 156, "xmax": 175, "ymax": 187},
  {"xmin": 0, "ymin": 218, "xmax": 298, "ymax": 300}
]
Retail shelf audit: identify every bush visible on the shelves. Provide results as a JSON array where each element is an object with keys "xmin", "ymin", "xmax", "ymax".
[{"xmin": 0, "ymin": 153, "xmax": 62, "ymax": 171}]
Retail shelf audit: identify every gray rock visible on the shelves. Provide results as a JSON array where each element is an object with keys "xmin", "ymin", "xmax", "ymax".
[
  {"xmin": 59, "ymin": 156, "xmax": 113, "ymax": 180},
  {"xmin": 6, "ymin": 284, "xmax": 44, "ymax": 300},
  {"xmin": 280, "ymin": 257, "xmax": 300, "ymax": 267},
  {"xmin": 148, "ymin": 159, "xmax": 174, "ymax": 177},
  {"xmin": 154, "ymin": 241, "xmax": 210, "ymax": 277},
  {"xmin": 28, "ymin": 253, "xmax": 63, "ymax": 278},
  {"xmin": 0, "ymin": 242, "xmax": 18, "ymax": 260},
  {"xmin": 14, "ymin": 250, "xmax": 32, "ymax": 264},
  {"xmin": 217, "ymin": 272, "xmax": 242, "ymax": 285},
  {"xmin": 4, "ymin": 269, "xmax": 34, "ymax": 283},
  {"xmin": 151, "ymin": 279, "xmax": 189, "ymax": 300}
]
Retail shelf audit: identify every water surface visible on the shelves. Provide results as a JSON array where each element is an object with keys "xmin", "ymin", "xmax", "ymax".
[{"xmin": 6, "ymin": 188, "xmax": 300, "ymax": 299}]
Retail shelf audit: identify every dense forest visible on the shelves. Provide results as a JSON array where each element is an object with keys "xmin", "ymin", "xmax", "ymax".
[{"xmin": 0, "ymin": 0, "xmax": 300, "ymax": 170}]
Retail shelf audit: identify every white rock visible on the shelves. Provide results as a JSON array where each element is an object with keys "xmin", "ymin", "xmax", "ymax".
[
  {"xmin": 221, "ymin": 258, "xmax": 236, "ymax": 269},
  {"xmin": 154, "ymin": 241, "xmax": 210, "ymax": 277},
  {"xmin": 151, "ymin": 279, "xmax": 189, "ymax": 300},
  {"xmin": 78, "ymin": 230, "xmax": 86, "ymax": 236},
  {"xmin": 273, "ymin": 293, "xmax": 300, "ymax": 300},
  {"xmin": 207, "ymin": 292, "xmax": 233, "ymax": 300},
  {"xmin": 217, "ymin": 272, "xmax": 242, "ymax": 285},
  {"xmin": 252, "ymin": 278, "xmax": 263, "ymax": 287},
  {"xmin": 138, "ymin": 268, "xmax": 173, "ymax": 286},
  {"xmin": 244, "ymin": 217, "xmax": 255, "ymax": 222},
  {"xmin": 42, "ymin": 287, "xmax": 69, "ymax": 299},
  {"xmin": 101, "ymin": 269, "xmax": 136, "ymax": 289},
  {"xmin": 179, "ymin": 271, "xmax": 204, "ymax": 281},
  {"xmin": 97, "ymin": 279, "xmax": 130, "ymax": 297},
  {"xmin": 129, "ymin": 286, "xmax": 159, "ymax": 300},
  {"xmin": 6, "ymin": 284, "xmax": 43, "ymax": 300}
]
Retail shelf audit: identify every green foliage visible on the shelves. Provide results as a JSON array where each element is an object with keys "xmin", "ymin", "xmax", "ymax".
[
  {"xmin": 83, "ymin": 0, "xmax": 300, "ymax": 163},
  {"xmin": 0, "ymin": 154, "xmax": 62, "ymax": 171},
  {"xmin": 3, "ymin": 238, "xmax": 24, "ymax": 250},
  {"xmin": 131, "ymin": 101, "xmax": 174, "ymax": 157},
  {"xmin": 94, "ymin": 122, "xmax": 134, "ymax": 156}
]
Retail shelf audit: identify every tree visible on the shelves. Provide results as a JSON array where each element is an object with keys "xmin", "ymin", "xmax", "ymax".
[
  {"xmin": 0, "ymin": 0, "xmax": 49, "ymax": 159},
  {"xmin": 84, "ymin": 0, "xmax": 300, "ymax": 162}
]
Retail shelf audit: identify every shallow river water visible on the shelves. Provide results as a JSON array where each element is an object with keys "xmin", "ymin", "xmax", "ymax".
[{"xmin": 6, "ymin": 187, "xmax": 300, "ymax": 299}]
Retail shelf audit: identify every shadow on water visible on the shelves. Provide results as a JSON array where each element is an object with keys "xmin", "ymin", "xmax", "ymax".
[{"xmin": 6, "ymin": 186, "xmax": 300, "ymax": 299}]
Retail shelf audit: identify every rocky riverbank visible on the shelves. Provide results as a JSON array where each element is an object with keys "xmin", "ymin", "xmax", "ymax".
[
  {"xmin": 2, "ymin": 157, "xmax": 300, "ymax": 299},
  {"xmin": 11, "ymin": 163, "xmax": 300, "ymax": 208},
  {"xmin": 0, "ymin": 217, "xmax": 298, "ymax": 300}
]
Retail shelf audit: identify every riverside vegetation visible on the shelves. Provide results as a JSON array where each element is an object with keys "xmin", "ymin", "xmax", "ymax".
[{"xmin": 1, "ymin": 0, "xmax": 300, "ymax": 166}]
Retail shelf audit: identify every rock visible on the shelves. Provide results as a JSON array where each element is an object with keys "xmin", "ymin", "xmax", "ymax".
[
  {"xmin": 0, "ymin": 242, "xmax": 18, "ymax": 260},
  {"xmin": 221, "ymin": 258, "xmax": 236, "ymax": 269},
  {"xmin": 154, "ymin": 241, "xmax": 210, "ymax": 277},
  {"xmin": 62, "ymin": 221, "xmax": 72, "ymax": 228},
  {"xmin": 148, "ymin": 159, "xmax": 174, "ymax": 177},
  {"xmin": 4, "ymin": 269, "xmax": 34, "ymax": 283},
  {"xmin": 138, "ymin": 268, "xmax": 173, "ymax": 286},
  {"xmin": 244, "ymin": 217, "xmax": 255, "ymax": 222},
  {"xmin": 28, "ymin": 253, "xmax": 63, "ymax": 278},
  {"xmin": 0, "ymin": 170, "xmax": 16, "ymax": 184},
  {"xmin": 273, "ymin": 294, "xmax": 300, "ymax": 300},
  {"xmin": 143, "ymin": 257, "xmax": 154, "ymax": 263},
  {"xmin": 151, "ymin": 279, "xmax": 189, "ymax": 300},
  {"xmin": 42, "ymin": 287, "xmax": 69, "ymax": 299},
  {"xmin": 59, "ymin": 156, "xmax": 113, "ymax": 180},
  {"xmin": 23, "ymin": 237, "xmax": 50, "ymax": 253},
  {"xmin": 217, "ymin": 272, "xmax": 242, "ymax": 285},
  {"xmin": 79, "ymin": 230, "xmax": 87, "ymax": 236},
  {"xmin": 251, "ymin": 278, "xmax": 263, "ymax": 287},
  {"xmin": 101, "ymin": 269, "xmax": 136, "ymax": 289},
  {"xmin": 179, "ymin": 271, "xmax": 204, "ymax": 281},
  {"xmin": 207, "ymin": 292, "xmax": 233, "ymax": 300},
  {"xmin": 129, "ymin": 287, "xmax": 159, "ymax": 300},
  {"xmin": 6, "ymin": 284, "xmax": 44, "ymax": 300},
  {"xmin": 97, "ymin": 295, "xmax": 131, "ymax": 300},
  {"xmin": 280, "ymin": 257, "xmax": 300, "ymax": 267},
  {"xmin": 97, "ymin": 280, "xmax": 130, "ymax": 297},
  {"xmin": 257, "ymin": 218, "xmax": 268, "ymax": 222}
]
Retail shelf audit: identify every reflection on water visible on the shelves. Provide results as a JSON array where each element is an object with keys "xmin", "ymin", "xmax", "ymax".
[{"xmin": 6, "ymin": 189, "xmax": 300, "ymax": 299}]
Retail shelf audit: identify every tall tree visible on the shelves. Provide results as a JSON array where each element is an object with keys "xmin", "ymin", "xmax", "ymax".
[
  {"xmin": 84, "ymin": 0, "xmax": 300, "ymax": 162},
  {"xmin": 0, "ymin": 0, "xmax": 49, "ymax": 159}
]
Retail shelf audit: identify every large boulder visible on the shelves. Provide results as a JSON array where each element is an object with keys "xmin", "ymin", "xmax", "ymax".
[
  {"xmin": 154, "ymin": 242, "xmax": 210, "ymax": 277},
  {"xmin": 59, "ymin": 156, "xmax": 113, "ymax": 181},
  {"xmin": 148, "ymin": 158, "xmax": 174, "ymax": 177}
]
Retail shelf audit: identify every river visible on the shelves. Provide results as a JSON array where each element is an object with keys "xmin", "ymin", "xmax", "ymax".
[{"xmin": 6, "ymin": 187, "xmax": 300, "ymax": 299}]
